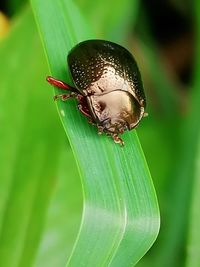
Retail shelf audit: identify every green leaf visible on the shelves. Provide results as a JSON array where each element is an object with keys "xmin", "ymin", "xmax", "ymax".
[
  {"xmin": 0, "ymin": 8, "xmax": 72, "ymax": 267},
  {"xmin": 0, "ymin": 7, "xmax": 84, "ymax": 267},
  {"xmin": 185, "ymin": 139, "xmax": 200, "ymax": 267},
  {"xmin": 145, "ymin": 1, "xmax": 200, "ymax": 266},
  {"xmin": 185, "ymin": 1, "xmax": 200, "ymax": 266},
  {"xmin": 32, "ymin": 0, "xmax": 159, "ymax": 266},
  {"xmin": 31, "ymin": 0, "xmax": 160, "ymax": 266},
  {"xmin": 34, "ymin": 147, "xmax": 82, "ymax": 267}
]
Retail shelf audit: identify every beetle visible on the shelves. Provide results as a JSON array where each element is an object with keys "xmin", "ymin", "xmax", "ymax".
[{"xmin": 47, "ymin": 39, "xmax": 147, "ymax": 145}]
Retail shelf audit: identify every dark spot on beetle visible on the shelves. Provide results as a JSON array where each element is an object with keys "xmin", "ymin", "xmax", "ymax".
[{"xmin": 98, "ymin": 101, "xmax": 106, "ymax": 112}]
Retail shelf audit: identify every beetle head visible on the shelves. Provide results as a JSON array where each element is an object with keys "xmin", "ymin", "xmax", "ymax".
[{"xmin": 89, "ymin": 90, "xmax": 145, "ymax": 134}]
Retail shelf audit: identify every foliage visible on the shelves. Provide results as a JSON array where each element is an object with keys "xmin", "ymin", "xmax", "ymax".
[{"xmin": 0, "ymin": 0, "xmax": 199, "ymax": 266}]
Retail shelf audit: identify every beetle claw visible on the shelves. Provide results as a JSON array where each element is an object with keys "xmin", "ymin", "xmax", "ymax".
[
  {"xmin": 112, "ymin": 134, "xmax": 124, "ymax": 146},
  {"xmin": 88, "ymin": 119, "xmax": 95, "ymax": 125},
  {"xmin": 97, "ymin": 125, "xmax": 104, "ymax": 135},
  {"xmin": 53, "ymin": 93, "xmax": 75, "ymax": 101}
]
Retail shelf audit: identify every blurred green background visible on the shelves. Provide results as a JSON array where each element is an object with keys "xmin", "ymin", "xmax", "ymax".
[{"xmin": 0, "ymin": 0, "xmax": 199, "ymax": 266}]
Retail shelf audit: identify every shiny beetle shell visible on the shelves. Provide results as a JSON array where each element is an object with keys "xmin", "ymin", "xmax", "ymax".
[{"xmin": 67, "ymin": 40, "xmax": 146, "ymax": 133}]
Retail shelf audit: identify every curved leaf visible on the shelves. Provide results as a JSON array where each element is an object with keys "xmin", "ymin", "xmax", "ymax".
[{"xmin": 31, "ymin": 1, "xmax": 160, "ymax": 266}]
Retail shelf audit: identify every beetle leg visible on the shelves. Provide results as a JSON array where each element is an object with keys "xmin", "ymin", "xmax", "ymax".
[
  {"xmin": 54, "ymin": 92, "xmax": 77, "ymax": 101},
  {"xmin": 88, "ymin": 119, "xmax": 96, "ymax": 126},
  {"xmin": 76, "ymin": 94, "xmax": 93, "ymax": 119},
  {"xmin": 143, "ymin": 112, "xmax": 148, "ymax": 118},
  {"xmin": 78, "ymin": 103, "xmax": 92, "ymax": 118},
  {"xmin": 112, "ymin": 134, "xmax": 124, "ymax": 146},
  {"xmin": 118, "ymin": 128, "xmax": 124, "ymax": 134},
  {"xmin": 97, "ymin": 125, "xmax": 104, "ymax": 135},
  {"xmin": 46, "ymin": 76, "xmax": 77, "ymax": 92}
]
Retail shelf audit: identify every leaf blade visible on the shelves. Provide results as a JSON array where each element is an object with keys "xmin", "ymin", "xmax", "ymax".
[{"xmin": 31, "ymin": 1, "xmax": 160, "ymax": 266}]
